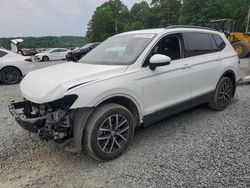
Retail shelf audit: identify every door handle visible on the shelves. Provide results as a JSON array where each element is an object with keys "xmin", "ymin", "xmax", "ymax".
[{"xmin": 182, "ymin": 64, "xmax": 191, "ymax": 69}]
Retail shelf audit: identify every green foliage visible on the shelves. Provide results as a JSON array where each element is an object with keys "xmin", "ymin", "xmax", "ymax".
[
  {"xmin": 2, "ymin": 0, "xmax": 248, "ymax": 47},
  {"xmin": 0, "ymin": 36, "xmax": 86, "ymax": 50},
  {"xmin": 87, "ymin": 0, "xmax": 250, "ymax": 42},
  {"xmin": 179, "ymin": 0, "xmax": 250, "ymax": 31},
  {"xmin": 151, "ymin": 0, "xmax": 181, "ymax": 27},
  {"xmin": 87, "ymin": 0, "xmax": 130, "ymax": 42},
  {"xmin": 126, "ymin": 1, "xmax": 153, "ymax": 30},
  {"xmin": 87, "ymin": 0, "xmax": 182, "ymax": 42}
]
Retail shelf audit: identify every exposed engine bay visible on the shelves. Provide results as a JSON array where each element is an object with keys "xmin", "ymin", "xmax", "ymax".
[{"xmin": 9, "ymin": 95, "xmax": 78, "ymax": 143}]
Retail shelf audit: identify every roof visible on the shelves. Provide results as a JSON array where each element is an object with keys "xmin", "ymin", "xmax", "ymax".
[
  {"xmin": 119, "ymin": 25, "xmax": 219, "ymax": 36},
  {"xmin": 120, "ymin": 28, "xmax": 165, "ymax": 35},
  {"xmin": 166, "ymin": 25, "xmax": 215, "ymax": 31}
]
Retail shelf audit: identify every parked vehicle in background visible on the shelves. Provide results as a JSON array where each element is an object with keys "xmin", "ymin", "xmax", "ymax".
[
  {"xmin": 0, "ymin": 48, "xmax": 33, "ymax": 85},
  {"xmin": 66, "ymin": 42, "xmax": 100, "ymax": 62},
  {"xmin": 34, "ymin": 48, "xmax": 69, "ymax": 62},
  {"xmin": 19, "ymin": 48, "xmax": 38, "ymax": 56},
  {"xmin": 10, "ymin": 39, "xmax": 23, "ymax": 53},
  {"xmin": 209, "ymin": 19, "xmax": 250, "ymax": 58},
  {"xmin": 9, "ymin": 26, "xmax": 240, "ymax": 161}
]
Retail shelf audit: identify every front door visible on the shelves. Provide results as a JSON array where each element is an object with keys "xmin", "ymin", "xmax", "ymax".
[{"xmin": 141, "ymin": 33, "xmax": 193, "ymax": 125}]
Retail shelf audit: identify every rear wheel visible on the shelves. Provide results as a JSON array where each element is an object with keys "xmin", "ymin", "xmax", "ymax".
[
  {"xmin": 232, "ymin": 41, "xmax": 248, "ymax": 58},
  {"xmin": 83, "ymin": 103, "xmax": 135, "ymax": 161},
  {"xmin": 0, "ymin": 67, "xmax": 22, "ymax": 85},
  {"xmin": 208, "ymin": 77, "xmax": 234, "ymax": 111}
]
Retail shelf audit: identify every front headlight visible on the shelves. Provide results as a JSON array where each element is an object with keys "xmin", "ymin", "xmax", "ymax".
[{"xmin": 48, "ymin": 95, "xmax": 78, "ymax": 110}]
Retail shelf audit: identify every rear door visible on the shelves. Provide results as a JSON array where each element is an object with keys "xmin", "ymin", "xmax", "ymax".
[
  {"xmin": 183, "ymin": 32, "xmax": 223, "ymax": 99},
  {"xmin": 57, "ymin": 49, "xmax": 68, "ymax": 60},
  {"xmin": 49, "ymin": 49, "xmax": 59, "ymax": 60}
]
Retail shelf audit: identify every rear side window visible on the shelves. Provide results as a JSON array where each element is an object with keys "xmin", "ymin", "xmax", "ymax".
[
  {"xmin": 185, "ymin": 32, "xmax": 215, "ymax": 57},
  {"xmin": 0, "ymin": 50, "xmax": 7, "ymax": 57},
  {"xmin": 212, "ymin": 34, "xmax": 226, "ymax": 51}
]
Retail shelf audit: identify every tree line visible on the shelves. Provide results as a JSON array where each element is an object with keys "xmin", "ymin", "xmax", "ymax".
[
  {"xmin": 0, "ymin": 36, "xmax": 86, "ymax": 50},
  {"xmin": 87, "ymin": 0, "xmax": 250, "ymax": 42}
]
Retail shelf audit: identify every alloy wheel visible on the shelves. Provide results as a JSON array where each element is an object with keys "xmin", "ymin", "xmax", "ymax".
[
  {"xmin": 97, "ymin": 114, "xmax": 129, "ymax": 153},
  {"xmin": 2, "ymin": 67, "xmax": 20, "ymax": 84},
  {"xmin": 218, "ymin": 81, "xmax": 232, "ymax": 106}
]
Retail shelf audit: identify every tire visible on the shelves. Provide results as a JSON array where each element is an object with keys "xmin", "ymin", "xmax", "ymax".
[
  {"xmin": 208, "ymin": 77, "xmax": 234, "ymax": 111},
  {"xmin": 66, "ymin": 55, "xmax": 70, "ymax": 61},
  {"xmin": 232, "ymin": 41, "xmax": 249, "ymax": 58},
  {"xmin": 0, "ymin": 67, "xmax": 22, "ymax": 85},
  {"xmin": 42, "ymin": 56, "xmax": 49, "ymax": 61},
  {"xmin": 83, "ymin": 103, "xmax": 135, "ymax": 161}
]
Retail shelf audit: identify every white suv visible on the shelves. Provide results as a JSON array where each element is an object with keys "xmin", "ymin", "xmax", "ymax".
[{"xmin": 9, "ymin": 26, "xmax": 240, "ymax": 161}]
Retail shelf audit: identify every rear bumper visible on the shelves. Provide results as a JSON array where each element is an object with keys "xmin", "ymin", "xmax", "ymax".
[{"xmin": 9, "ymin": 101, "xmax": 46, "ymax": 133}]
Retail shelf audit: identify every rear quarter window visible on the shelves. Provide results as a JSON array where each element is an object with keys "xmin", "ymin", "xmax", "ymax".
[
  {"xmin": 0, "ymin": 50, "xmax": 7, "ymax": 58},
  {"xmin": 184, "ymin": 32, "xmax": 216, "ymax": 57},
  {"xmin": 212, "ymin": 34, "xmax": 226, "ymax": 51}
]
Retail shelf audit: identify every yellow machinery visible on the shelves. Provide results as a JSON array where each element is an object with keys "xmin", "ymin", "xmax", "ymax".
[{"xmin": 209, "ymin": 19, "xmax": 250, "ymax": 58}]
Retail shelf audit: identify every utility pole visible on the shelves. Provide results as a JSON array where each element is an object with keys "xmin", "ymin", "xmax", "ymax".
[
  {"xmin": 246, "ymin": 7, "xmax": 250, "ymax": 33},
  {"xmin": 115, "ymin": 10, "xmax": 121, "ymax": 35},
  {"xmin": 115, "ymin": 21, "xmax": 118, "ymax": 34}
]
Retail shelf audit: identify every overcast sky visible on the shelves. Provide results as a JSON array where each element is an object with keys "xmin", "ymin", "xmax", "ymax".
[{"xmin": 0, "ymin": 0, "xmax": 151, "ymax": 38}]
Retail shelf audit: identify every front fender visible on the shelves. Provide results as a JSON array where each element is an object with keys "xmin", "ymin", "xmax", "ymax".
[
  {"xmin": 69, "ymin": 88, "xmax": 143, "ymax": 118},
  {"xmin": 59, "ymin": 107, "xmax": 94, "ymax": 153}
]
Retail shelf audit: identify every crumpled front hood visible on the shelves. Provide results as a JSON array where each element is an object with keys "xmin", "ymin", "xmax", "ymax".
[{"xmin": 20, "ymin": 62, "xmax": 127, "ymax": 103}]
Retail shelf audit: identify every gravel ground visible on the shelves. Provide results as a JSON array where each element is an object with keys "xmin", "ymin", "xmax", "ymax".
[
  {"xmin": 0, "ymin": 86, "xmax": 249, "ymax": 187},
  {"xmin": 240, "ymin": 58, "xmax": 250, "ymax": 78},
  {"xmin": 0, "ymin": 61, "xmax": 249, "ymax": 187}
]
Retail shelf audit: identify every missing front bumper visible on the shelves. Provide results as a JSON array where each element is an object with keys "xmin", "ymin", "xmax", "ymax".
[
  {"xmin": 9, "ymin": 101, "xmax": 46, "ymax": 133},
  {"xmin": 9, "ymin": 99, "xmax": 94, "ymax": 153}
]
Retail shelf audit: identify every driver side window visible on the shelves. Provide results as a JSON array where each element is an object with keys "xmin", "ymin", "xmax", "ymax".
[{"xmin": 144, "ymin": 33, "xmax": 183, "ymax": 66}]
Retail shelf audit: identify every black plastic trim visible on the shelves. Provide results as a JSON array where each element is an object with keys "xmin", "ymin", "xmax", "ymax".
[
  {"xmin": 9, "ymin": 101, "xmax": 46, "ymax": 132},
  {"xmin": 67, "ymin": 81, "xmax": 95, "ymax": 91},
  {"xmin": 59, "ymin": 107, "xmax": 95, "ymax": 153},
  {"xmin": 143, "ymin": 91, "xmax": 214, "ymax": 126},
  {"xmin": 166, "ymin": 25, "xmax": 215, "ymax": 31}
]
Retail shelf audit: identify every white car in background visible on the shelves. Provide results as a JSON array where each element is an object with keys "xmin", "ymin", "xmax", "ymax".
[
  {"xmin": 0, "ymin": 48, "xmax": 33, "ymax": 85},
  {"xmin": 34, "ymin": 48, "xmax": 69, "ymax": 62}
]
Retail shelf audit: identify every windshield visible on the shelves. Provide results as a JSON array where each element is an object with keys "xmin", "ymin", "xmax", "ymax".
[
  {"xmin": 47, "ymin": 49, "xmax": 55, "ymax": 53},
  {"xmin": 80, "ymin": 43, "xmax": 93, "ymax": 49},
  {"xmin": 79, "ymin": 33, "xmax": 155, "ymax": 65}
]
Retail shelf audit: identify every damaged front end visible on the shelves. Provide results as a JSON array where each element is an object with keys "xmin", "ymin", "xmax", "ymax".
[{"xmin": 9, "ymin": 95, "xmax": 78, "ymax": 143}]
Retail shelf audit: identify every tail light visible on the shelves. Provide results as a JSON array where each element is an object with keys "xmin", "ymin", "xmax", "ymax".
[{"xmin": 24, "ymin": 57, "xmax": 32, "ymax": 62}]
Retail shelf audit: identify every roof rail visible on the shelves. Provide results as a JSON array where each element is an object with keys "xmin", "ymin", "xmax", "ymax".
[{"xmin": 166, "ymin": 25, "xmax": 215, "ymax": 31}]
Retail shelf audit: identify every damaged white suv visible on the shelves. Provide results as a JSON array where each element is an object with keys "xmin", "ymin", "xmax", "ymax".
[{"xmin": 9, "ymin": 26, "xmax": 240, "ymax": 161}]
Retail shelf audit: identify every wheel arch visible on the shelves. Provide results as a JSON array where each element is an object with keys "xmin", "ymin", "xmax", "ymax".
[
  {"xmin": 97, "ymin": 95, "xmax": 142, "ymax": 128},
  {"xmin": 42, "ymin": 55, "xmax": 49, "ymax": 61},
  {"xmin": 0, "ymin": 65, "xmax": 23, "ymax": 77},
  {"xmin": 67, "ymin": 94, "xmax": 142, "ymax": 154}
]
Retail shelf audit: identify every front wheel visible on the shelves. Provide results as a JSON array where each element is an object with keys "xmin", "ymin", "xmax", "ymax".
[
  {"xmin": 208, "ymin": 77, "xmax": 234, "ymax": 111},
  {"xmin": 83, "ymin": 103, "xmax": 135, "ymax": 161},
  {"xmin": 42, "ymin": 56, "xmax": 49, "ymax": 61},
  {"xmin": 0, "ymin": 67, "xmax": 22, "ymax": 85}
]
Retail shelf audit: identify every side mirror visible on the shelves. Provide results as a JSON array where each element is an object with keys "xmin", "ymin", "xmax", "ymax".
[{"xmin": 149, "ymin": 54, "xmax": 171, "ymax": 70}]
